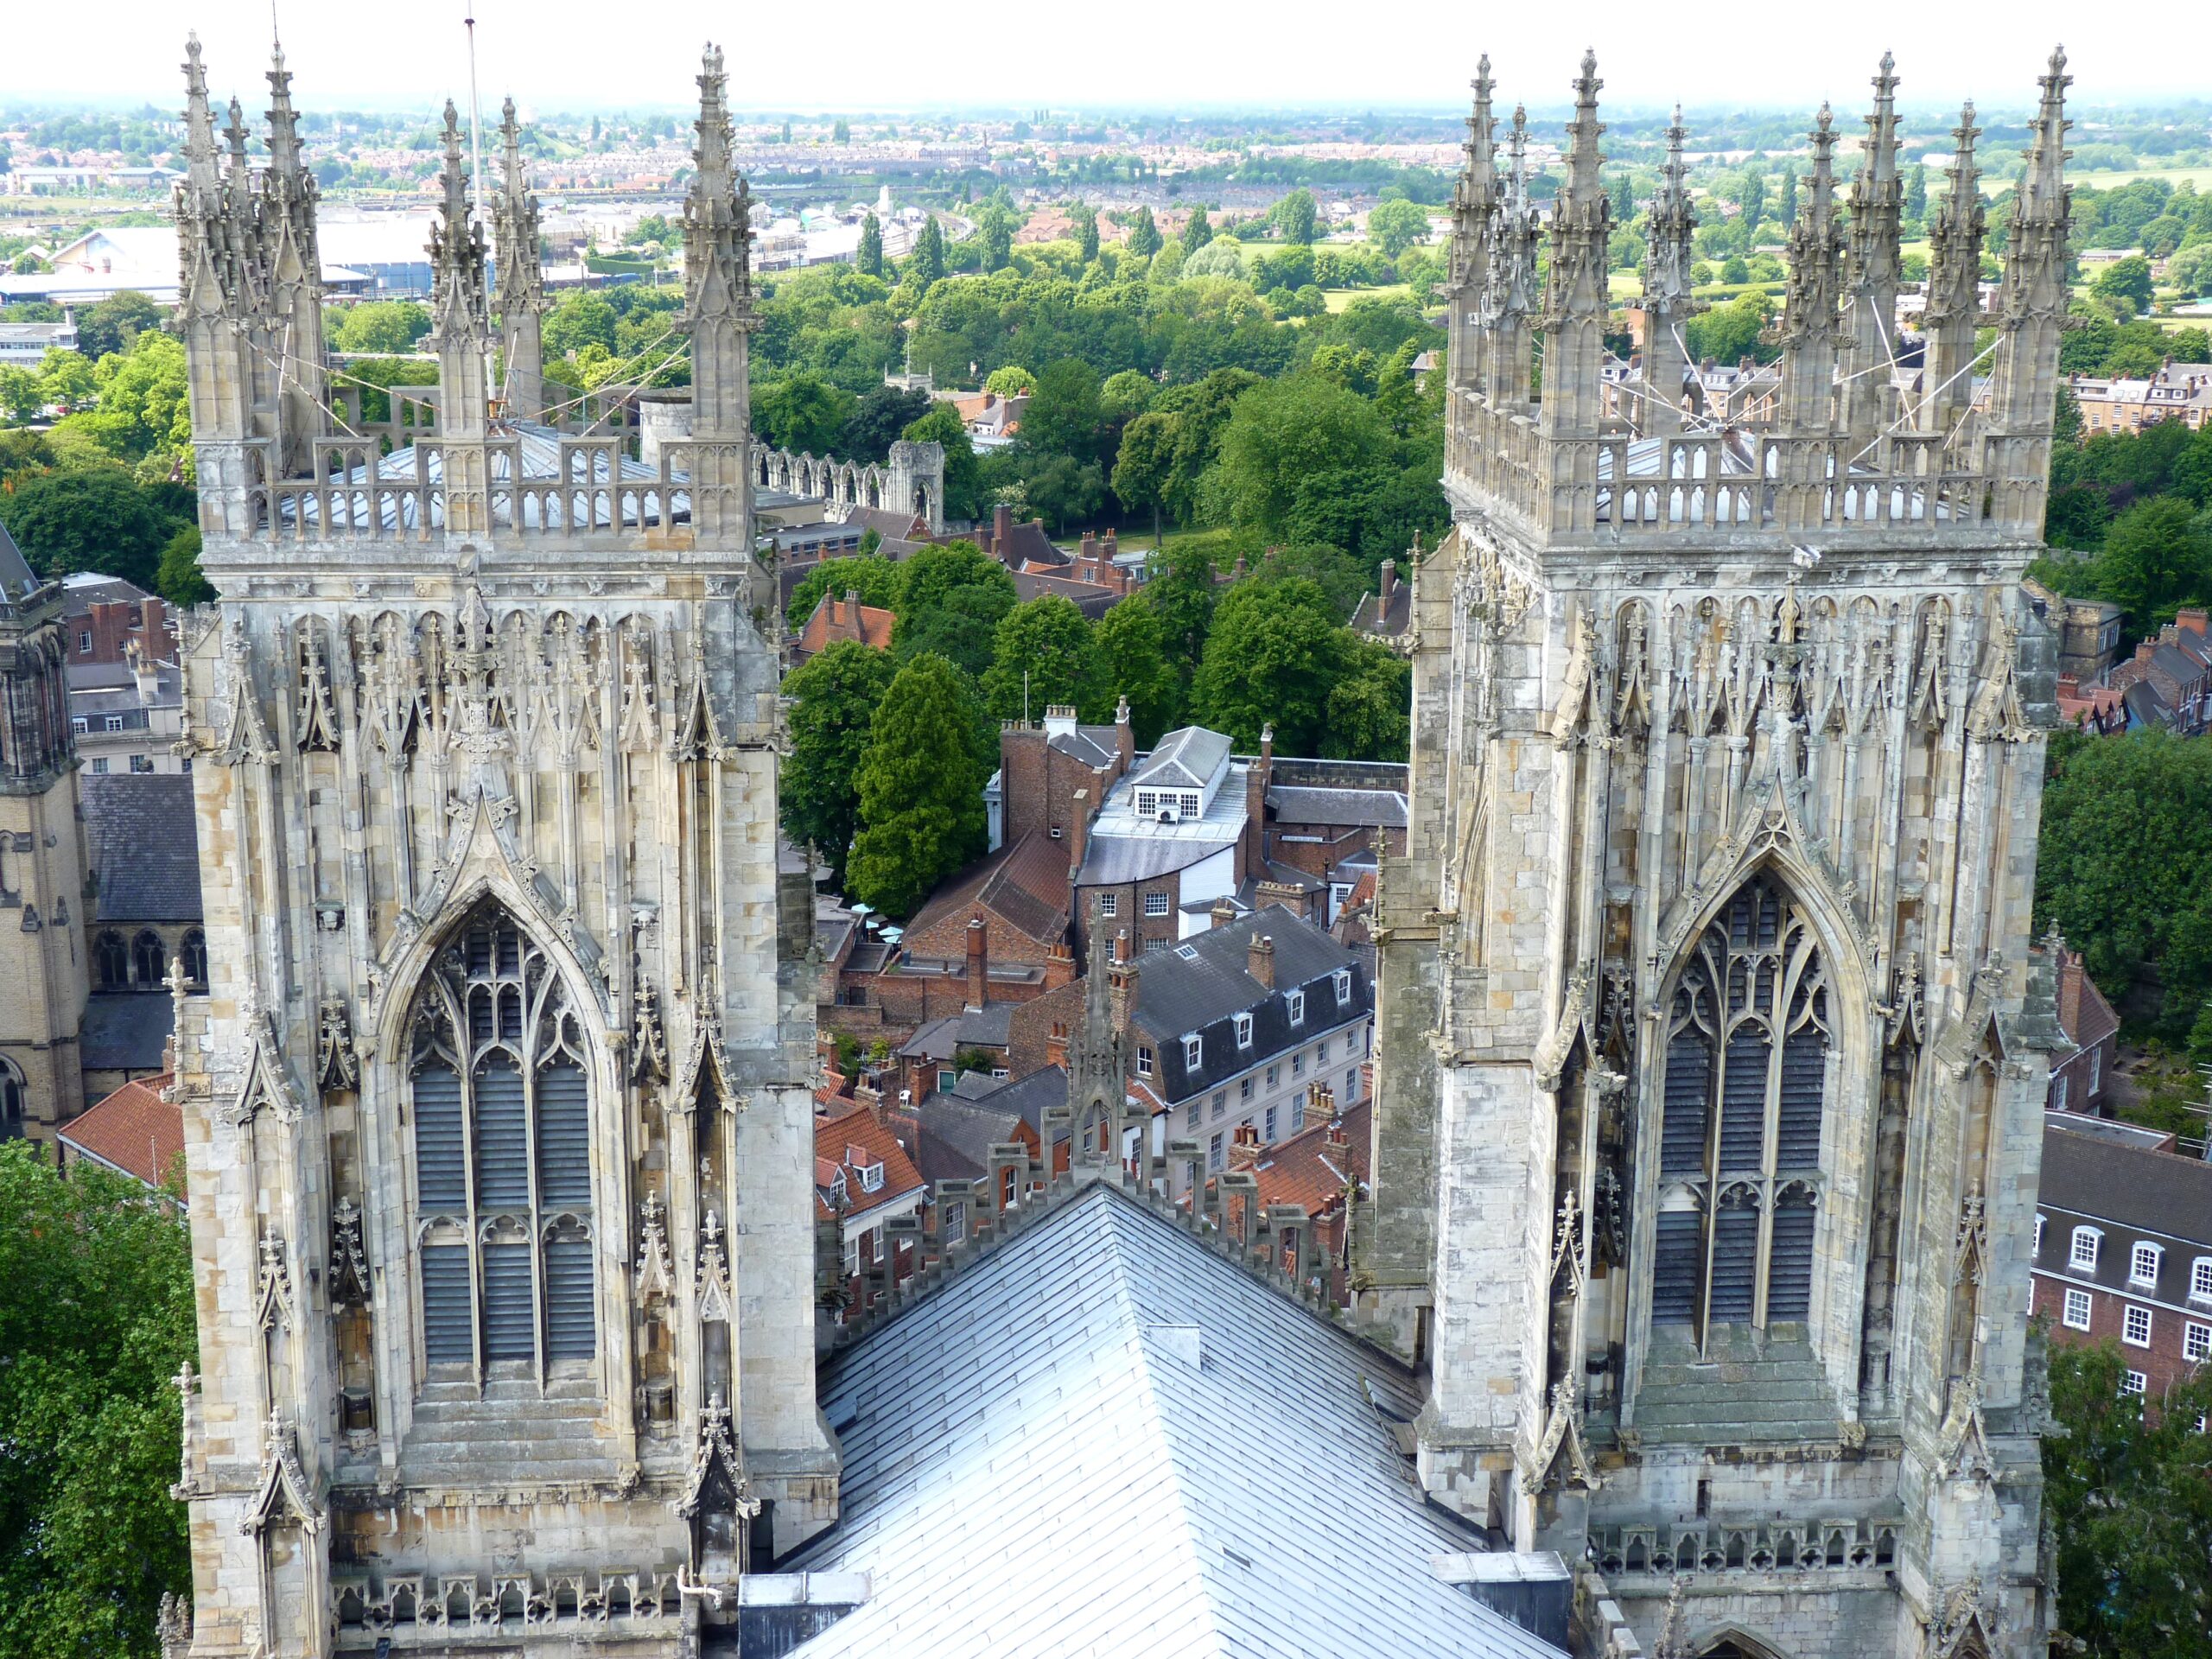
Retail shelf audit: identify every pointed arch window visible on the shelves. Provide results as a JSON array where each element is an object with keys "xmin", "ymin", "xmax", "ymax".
[
  {"xmin": 1652, "ymin": 871, "xmax": 1831, "ymax": 1348},
  {"xmin": 405, "ymin": 906, "xmax": 596, "ymax": 1383}
]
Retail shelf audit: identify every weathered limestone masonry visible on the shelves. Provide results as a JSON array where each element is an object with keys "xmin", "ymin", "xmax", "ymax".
[
  {"xmin": 165, "ymin": 40, "xmax": 835, "ymax": 1658},
  {"xmin": 1354, "ymin": 48, "xmax": 2076, "ymax": 1659},
  {"xmin": 0, "ymin": 554, "xmax": 89, "ymax": 1139}
]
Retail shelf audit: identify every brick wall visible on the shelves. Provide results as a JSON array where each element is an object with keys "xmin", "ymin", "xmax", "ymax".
[
  {"xmin": 2032, "ymin": 1271, "xmax": 2211, "ymax": 1401},
  {"xmin": 67, "ymin": 597, "xmax": 172, "ymax": 666}
]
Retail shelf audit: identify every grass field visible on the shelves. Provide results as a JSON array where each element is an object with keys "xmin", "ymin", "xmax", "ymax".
[
  {"xmin": 1324, "ymin": 283, "xmax": 1413, "ymax": 312},
  {"xmin": 2070, "ymin": 163, "xmax": 2212, "ymax": 192}
]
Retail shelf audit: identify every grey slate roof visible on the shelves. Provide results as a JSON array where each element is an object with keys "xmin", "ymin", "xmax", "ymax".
[
  {"xmin": 912, "ymin": 1095, "xmax": 1026, "ymax": 1182},
  {"xmin": 79, "ymin": 993, "xmax": 175, "ymax": 1071},
  {"xmin": 81, "ymin": 772, "xmax": 202, "ymax": 922},
  {"xmin": 0, "ymin": 518, "xmax": 37, "ymax": 602},
  {"xmin": 1074, "ymin": 830, "xmax": 1236, "ymax": 887},
  {"xmin": 1267, "ymin": 783, "xmax": 1409, "ymax": 830},
  {"xmin": 1128, "ymin": 726, "xmax": 1231, "ymax": 792},
  {"xmin": 1046, "ymin": 725, "xmax": 1120, "ymax": 769},
  {"xmin": 2040, "ymin": 1114, "xmax": 2212, "ymax": 1259},
  {"xmin": 785, "ymin": 1185, "xmax": 1561, "ymax": 1658}
]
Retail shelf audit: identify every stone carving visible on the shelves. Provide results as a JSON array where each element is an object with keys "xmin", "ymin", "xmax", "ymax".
[
  {"xmin": 315, "ymin": 996, "xmax": 357, "ymax": 1093},
  {"xmin": 632, "ymin": 979, "xmax": 670, "ymax": 1084},
  {"xmin": 1531, "ymin": 963, "xmax": 1592, "ymax": 1093},
  {"xmin": 674, "ymin": 1391, "xmax": 760, "ymax": 1521},
  {"xmin": 255, "ymin": 1230, "xmax": 295, "ymax": 1332},
  {"xmin": 330, "ymin": 1197, "xmax": 371, "ymax": 1307},
  {"xmin": 239, "ymin": 1413, "xmax": 323, "ymax": 1535},
  {"xmin": 635, "ymin": 1195, "xmax": 676, "ymax": 1305},
  {"xmin": 695, "ymin": 1209, "xmax": 733, "ymax": 1324},
  {"xmin": 296, "ymin": 624, "xmax": 340, "ymax": 751},
  {"xmin": 216, "ymin": 614, "xmax": 278, "ymax": 766}
]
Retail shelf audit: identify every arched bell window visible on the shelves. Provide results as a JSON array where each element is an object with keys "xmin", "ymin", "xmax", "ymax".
[
  {"xmin": 405, "ymin": 906, "xmax": 596, "ymax": 1383},
  {"xmin": 132, "ymin": 928, "xmax": 166, "ymax": 988},
  {"xmin": 179, "ymin": 928, "xmax": 209, "ymax": 991},
  {"xmin": 92, "ymin": 929, "xmax": 130, "ymax": 991},
  {"xmin": 1651, "ymin": 870, "xmax": 1830, "ymax": 1350}
]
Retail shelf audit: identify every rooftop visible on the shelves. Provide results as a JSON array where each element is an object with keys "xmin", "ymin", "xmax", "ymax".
[
  {"xmin": 58, "ymin": 1073, "xmax": 182, "ymax": 1188},
  {"xmin": 81, "ymin": 773, "xmax": 202, "ymax": 923},
  {"xmin": 784, "ymin": 1184, "xmax": 1562, "ymax": 1659}
]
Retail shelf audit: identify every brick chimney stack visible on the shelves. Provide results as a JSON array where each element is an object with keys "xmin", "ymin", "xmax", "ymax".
[
  {"xmin": 1249, "ymin": 933, "xmax": 1274, "ymax": 991},
  {"xmin": 965, "ymin": 913, "xmax": 988, "ymax": 1010},
  {"xmin": 993, "ymin": 502, "xmax": 1013, "ymax": 560},
  {"xmin": 1044, "ymin": 941, "xmax": 1076, "ymax": 991},
  {"xmin": 1243, "ymin": 721, "xmax": 1273, "ymax": 881},
  {"xmin": 1229, "ymin": 1122, "xmax": 1264, "ymax": 1169},
  {"xmin": 1379, "ymin": 558, "xmax": 1396, "ymax": 609},
  {"xmin": 1108, "ymin": 931, "xmax": 1139, "ymax": 1035},
  {"xmin": 1211, "ymin": 899, "xmax": 1236, "ymax": 931},
  {"xmin": 1114, "ymin": 696, "xmax": 1134, "ymax": 771},
  {"xmin": 1066, "ymin": 786, "xmax": 1090, "ymax": 874},
  {"xmin": 1046, "ymin": 1028, "xmax": 1070, "ymax": 1068}
]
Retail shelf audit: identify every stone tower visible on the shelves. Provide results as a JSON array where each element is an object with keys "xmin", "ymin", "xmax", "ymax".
[
  {"xmin": 1357, "ymin": 48, "xmax": 2075, "ymax": 1659},
  {"xmin": 0, "ymin": 527, "xmax": 88, "ymax": 1140},
  {"xmin": 167, "ymin": 41, "xmax": 834, "ymax": 1659}
]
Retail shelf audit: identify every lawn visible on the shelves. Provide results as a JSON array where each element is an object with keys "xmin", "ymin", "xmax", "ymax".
[{"xmin": 1324, "ymin": 283, "xmax": 1412, "ymax": 312}]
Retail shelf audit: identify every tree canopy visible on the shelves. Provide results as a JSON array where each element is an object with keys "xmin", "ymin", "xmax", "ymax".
[
  {"xmin": 847, "ymin": 654, "xmax": 993, "ymax": 917},
  {"xmin": 982, "ymin": 594, "xmax": 1103, "ymax": 724},
  {"xmin": 782, "ymin": 641, "xmax": 900, "ymax": 889},
  {"xmin": 0, "ymin": 1144, "xmax": 195, "ymax": 1659}
]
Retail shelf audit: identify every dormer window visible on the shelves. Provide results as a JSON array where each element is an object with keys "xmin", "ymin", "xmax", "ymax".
[
  {"xmin": 2070, "ymin": 1226, "xmax": 2101, "ymax": 1273},
  {"xmin": 1333, "ymin": 969, "xmax": 1351, "ymax": 1003},
  {"xmin": 2194, "ymin": 1257, "xmax": 2212, "ymax": 1302},
  {"xmin": 1183, "ymin": 1034, "xmax": 1203, "ymax": 1070},
  {"xmin": 1137, "ymin": 1046, "xmax": 1154, "ymax": 1078},
  {"xmin": 1235, "ymin": 1014, "xmax": 1253, "ymax": 1049},
  {"xmin": 1287, "ymin": 989, "xmax": 1306, "ymax": 1026},
  {"xmin": 1179, "ymin": 791, "xmax": 1199, "ymax": 817},
  {"xmin": 861, "ymin": 1161, "xmax": 885, "ymax": 1193},
  {"xmin": 2131, "ymin": 1242, "xmax": 2163, "ymax": 1287}
]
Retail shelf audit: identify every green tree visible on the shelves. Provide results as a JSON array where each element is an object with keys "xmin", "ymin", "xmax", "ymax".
[
  {"xmin": 1128, "ymin": 206, "xmax": 1162, "ymax": 259},
  {"xmin": 2042, "ymin": 1332, "xmax": 2212, "ymax": 1659},
  {"xmin": 330, "ymin": 299, "xmax": 432, "ymax": 353},
  {"xmin": 1097, "ymin": 369, "xmax": 1156, "ymax": 423},
  {"xmin": 35, "ymin": 347, "xmax": 96, "ymax": 409},
  {"xmin": 897, "ymin": 538, "xmax": 1017, "ymax": 617},
  {"xmin": 977, "ymin": 203, "xmax": 1015, "ymax": 273},
  {"xmin": 753, "ymin": 373, "xmax": 855, "ymax": 455},
  {"xmin": 1778, "ymin": 168, "xmax": 1799, "ymax": 230},
  {"xmin": 907, "ymin": 216, "xmax": 946, "ymax": 289},
  {"xmin": 782, "ymin": 640, "xmax": 899, "ymax": 887},
  {"xmin": 0, "ymin": 1142, "xmax": 196, "ymax": 1659},
  {"xmin": 2037, "ymin": 728, "xmax": 2212, "ymax": 1046},
  {"xmin": 1904, "ymin": 162, "xmax": 1928, "ymax": 222},
  {"xmin": 155, "ymin": 524, "xmax": 212, "ymax": 606},
  {"xmin": 0, "ymin": 468, "xmax": 182, "ymax": 589},
  {"xmin": 1274, "ymin": 188, "xmax": 1318, "ymax": 245},
  {"xmin": 1112, "ymin": 410, "xmax": 1178, "ymax": 541},
  {"xmin": 1093, "ymin": 595, "xmax": 1180, "ymax": 743},
  {"xmin": 1367, "ymin": 198, "xmax": 1431, "ymax": 260},
  {"xmin": 542, "ymin": 291, "xmax": 620, "ymax": 359},
  {"xmin": 0, "ymin": 366, "xmax": 40, "ymax": 424},
  {"xmin": 833, "ymin": 118, "xmax": 851, "ymax": 144},
  {"xmin": 1737, "ymin": 168, "xmax": 1766, "ymax": 236},
  {"xmin": 1141, "ymin": 537, "xmax": 1220, "ymax": 687},
  {"xmin": 1018, "ymin": 453, "xmax": 1106, "ymax": 531},
  {"xmin": 73, "ymin": 290, "xmax": 162, "ymax": 361},
  {"xmin": 2093, "ymin": 254, "xmax": 2156, "ymax": 317},
  {"xmin": 982, "ymin": 594, "xmax": 1102, "ymax": 722},
  {"xmin": 1211, "ymin": 372, "xmax": 1388, "ymax": 537},
  {"xmin": 847, "ymin": 654, "xmax": 991, "ymax": 917},
  {"xmin": 785, "ymin": 554, "xmax": 902, "ymax": 632},
  {"xmin": 2095, "ymin": 496, "xmax": 2212, "ymax": 626},
  {"xmin": 1191, "ymin": 575, "xmax": 1346, "ymax": 753},
  {"xmin": 1073, "ymin": 203, "xmax": 1100, "ymax": 264},
  {"xmin": 902, "ymin": 402, "xmax": 984, "ymax": 520},
  {"xmin": 838, "ymin": 383, "xmax": 931, "ymax": 463},
  {"xmin": 984, "ymin": 365, "xmax": 1037, "ymax": 397},
  {"xmin": 1181, "ymin": 205, "xmax": 1213, "ymax": 253},
  {"xmin": 856, "ymin": 212, "xmax": 884, "ymax": 278},
  {"xmin": 1020, "ymin": 358, "xmax": 1105, "ymax": 465},
  {"xmin": 1324, "ymin": 636, "xmax": 1411, "ymax": 761}
]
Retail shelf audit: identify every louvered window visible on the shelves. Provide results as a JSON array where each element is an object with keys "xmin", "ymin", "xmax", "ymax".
[
  {"xmin": 1651, "ymin": 872, "xmax": 1830, "ymax": 1349},
  {"xmin": 406, "ymin": 906, "xmax": 597, "ymax": 1386}
]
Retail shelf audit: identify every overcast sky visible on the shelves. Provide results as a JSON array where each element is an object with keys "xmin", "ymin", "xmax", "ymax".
[{"xmin": 3, "ymin": 0, "xmax": 2201, "ymax": 113}]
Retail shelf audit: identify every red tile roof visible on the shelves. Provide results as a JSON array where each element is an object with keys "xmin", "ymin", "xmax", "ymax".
[
  {"xmin": 815, "ymin": 1100, "xmax": 928, "ymax": 1222},
  {"xmin": 904, "ymin": 829, "xmax": 1072, "ymax": 952},
  {"xmin": 1246, "ymin": 1098, "xmax": 1371, "ymax": 1218},
  {"xmin": 798, "ymin": 591, "xmax": 897, "ymax": 656},
  {"xmin": 58, "ymin": 1073, "xmax": 182, "ymax": 1188},
  {"xmin": 2057, "ymin": 949, "xmax": 2120, "ymax": 1052}
]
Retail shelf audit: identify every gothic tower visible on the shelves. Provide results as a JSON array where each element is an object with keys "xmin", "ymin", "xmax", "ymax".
[
  {"xmin": 0, "ymin": 527, "xmax": 88, "ymax": 1140},
  {"xmin": 1357, "ymin": 48, "xmax": 2074, "ymax": 1659},
  {"xmin": 168, "ymin": 41, "xmax": 834, "ymax": 1658}
]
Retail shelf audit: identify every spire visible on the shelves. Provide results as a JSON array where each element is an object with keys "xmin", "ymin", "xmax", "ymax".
[
  {"xmin": 683, "ymin": 43, "xmax": 757, "ymax": 456},
  {"xmin": 1445, "ymin": 54, "xmax": 1499, "ymax": 391},
  {"xmin": 494, "ymin": 95, "xmax": 547, "ymax": 421},
  {"xmin": 426, "ymin": 100, "xmax": 492, "ymax": 468},
  {"xmin": 181, "ymin": 35, "xmax": 221, "ymax": 201},
  {"xmin": 1562, "ymin": 49, "xmax": 1605, "ymax": 205},
  {"xmin": 1919, "ymin": 101, "xmax": 1986, "ymax": 438},
  {"xmin": 1539, "ymin": 51, "xmax": 1612, "ymax": 439},
  {"xmin": 1635, "ymin": 105, "xmax": 1698, "ymax": 436},
  {"xmin": 1777, "ymin": 104, "xmax": 1844, "ymax": 432},
  {"xmin": 1479, "ymin": 105, "xmax": 1541, "ymax": 404},
  {"xmin": 1987, "ymin": 46, "xmax": 2074, "ymax": 442},
  {"xmin": 264, "ymin": 40, "xmax": 304, "ymax": 186},
  {"xmin": 1837, "ymin": 52, "xmax": 1905, "ymax": 451}
]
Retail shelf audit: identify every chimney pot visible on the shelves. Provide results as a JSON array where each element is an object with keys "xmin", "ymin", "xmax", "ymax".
[{"xmin": 1249, "ymin": 933, "xmax": 1275, "ymax": 991}]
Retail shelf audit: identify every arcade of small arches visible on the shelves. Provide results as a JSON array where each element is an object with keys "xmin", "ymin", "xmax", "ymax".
[
  {"xmin": 756, "ymin": 446, "xmax": 931, "ymax": 528},
  {"xmin": 92, "ymin": 925, "xmax": 207, "ymax": 994}
]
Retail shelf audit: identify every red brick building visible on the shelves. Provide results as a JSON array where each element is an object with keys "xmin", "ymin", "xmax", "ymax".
[
  {"xmin": 815, "ymin": 1100, "xmax": 929, "ymax": 1315},
  {"xmin": 2031, "ymin": 1113, "xmax": 2212, "ymax": 1402},
  {"xmin": 1232, "ymin": 1091, "xmax": 1371, "ymax": 1300},
  {"xmin": 792, "ymin": 589, "xmax": 896, "ymax": 664},
  {"xmin": 2047, "ymin": 947, "xmax": 2119, "ymax": 1117},
  {"xmin": 62, "ymin": 574, "xmax": 173, "ymax": 668}
]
